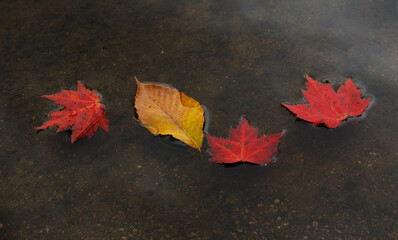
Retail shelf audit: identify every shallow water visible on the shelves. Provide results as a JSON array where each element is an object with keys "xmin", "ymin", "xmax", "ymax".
[{"xmin": 1, "ymin": 0, "xmax": 397, "ymax": 239}]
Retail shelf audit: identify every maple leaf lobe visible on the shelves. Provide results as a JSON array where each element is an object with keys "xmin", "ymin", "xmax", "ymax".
[
  {"xmin": 36, "ymin": 82, "xmax": 109, "ymax": 143},
  {"xmin": 283, "ymin": 76, "xmax": 370, "ymax": 128},
  {"xmin": 206, "ymin": 117, "xmax": 282, "ymax": 165}
]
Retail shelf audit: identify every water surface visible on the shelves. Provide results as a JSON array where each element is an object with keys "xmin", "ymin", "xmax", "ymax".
[{"xmin": 1, "ymin": 0, "xmax": 397, "ymax": 239}]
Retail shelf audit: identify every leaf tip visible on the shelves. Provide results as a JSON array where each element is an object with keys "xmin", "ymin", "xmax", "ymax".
[
  {"xmin": 76, "ymin": 81, "xmax": 85, "ymax": 90},
  {"xmin": 134, "ymin": 76, "xmax": 141, "ymax": 85},
  {"xmin": 305, "ymin": 75, "xmax": 315, "ymax": 82}
]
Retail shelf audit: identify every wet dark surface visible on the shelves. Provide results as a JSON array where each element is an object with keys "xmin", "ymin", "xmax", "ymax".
[{"xmin": 1, "ymin": 0, "xmax": 398, "ymax": 239}]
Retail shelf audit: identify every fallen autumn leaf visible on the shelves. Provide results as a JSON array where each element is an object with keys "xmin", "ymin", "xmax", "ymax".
[
  {"xmin": 134, "ymin": 77, "xmax": 204, "ymax": 150},
  {"xmin": 283, "ymin": 76, "xmax": 371, "ymax": 128},
  {"xmin": 206, "ymin": 117, "xmax": 282, "ymax": 165},
  {"xmin": 35, "ymin": 82, "xmax": 109, "ymax": 143}
]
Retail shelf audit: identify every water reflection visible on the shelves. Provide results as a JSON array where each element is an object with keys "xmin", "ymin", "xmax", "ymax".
[{"xmin": 0, "ymin": 0, "xmax": 397, "ymax": 239}]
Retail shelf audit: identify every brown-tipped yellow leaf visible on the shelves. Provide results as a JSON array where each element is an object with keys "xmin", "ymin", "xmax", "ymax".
[{"xmin": 134, "ymin": 78, "xmax": 204, "ymax": 150}]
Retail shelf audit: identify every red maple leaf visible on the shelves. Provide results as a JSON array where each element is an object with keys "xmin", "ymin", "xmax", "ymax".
[
  {"xmin": 35, "ymin": 82, "xmax": 109, "ymax": 143},
  {"xmin": 205, "ymin": 117, "xmax": 282, "ymax": 165},
  {"xmin": 283, "ymin": 76, "xmax": 371, "ymax": 128}
]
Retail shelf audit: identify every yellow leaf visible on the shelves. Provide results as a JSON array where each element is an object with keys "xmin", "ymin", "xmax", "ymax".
[{"xmin": 134, "ymin": 77, "xmax": 204, "ymax": 151}]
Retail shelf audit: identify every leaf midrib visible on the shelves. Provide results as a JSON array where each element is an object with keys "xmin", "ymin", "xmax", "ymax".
[
  {"xmin": 149, "ymin": 95, "xmax": 201, "ymax": 150},
  {"xmin": 308, "ymin": 80, "xmax": 347, "ymax": 121}
]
